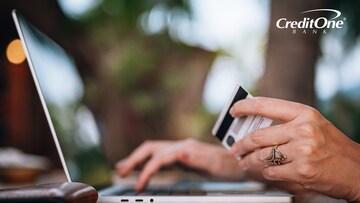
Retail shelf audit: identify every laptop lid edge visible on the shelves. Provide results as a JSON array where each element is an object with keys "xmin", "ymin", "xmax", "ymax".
[{"xmin": 12, "ymin": 10, "xmax": 72, "ymax": 183}]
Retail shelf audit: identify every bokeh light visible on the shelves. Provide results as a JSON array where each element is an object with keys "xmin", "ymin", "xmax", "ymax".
[{"xmin": 6, "ymin": 39, "xmax": 26, "ymax": 65}]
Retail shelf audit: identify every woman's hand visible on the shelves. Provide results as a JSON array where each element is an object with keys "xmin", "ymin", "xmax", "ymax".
[
  {"xmin": 230, "ymin": 97, "xmax": 360, "ymax": 202},
  {"xmin": 116, "ymin": 139, "xmax": 245, "ymax": 191}
]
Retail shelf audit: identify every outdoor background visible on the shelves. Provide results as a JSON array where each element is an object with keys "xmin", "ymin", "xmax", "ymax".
[{"xmin": 0, "ymin": 0, "xmax": 359, "ymax": 174}]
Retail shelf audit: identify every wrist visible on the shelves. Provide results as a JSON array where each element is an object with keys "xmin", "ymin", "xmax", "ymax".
[
  {"xmin": 349, "ymin": 174, "xmax": 360, "ymax": 202},
  {"xmin": 345, "ymin": 143, "xmax": 360, "ymax": 202}
]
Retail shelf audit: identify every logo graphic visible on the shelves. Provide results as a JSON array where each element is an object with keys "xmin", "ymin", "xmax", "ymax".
[{"xmin": 276, "ymin": 9, "xmax": 345, "ymax": 34}]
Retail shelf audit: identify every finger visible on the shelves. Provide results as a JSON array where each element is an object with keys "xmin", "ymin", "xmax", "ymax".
[
  {"xmin": 262, "ymin": 164, "xmax": 298, "ymax": 183},
  {"xmin": 176, "ymin": 146, "xmax": 219, "ymax": 175},
  {"xmin": 116, "ymin": 141, "xmax": 172, "ymax": 177},
  {"xmin": 238, "ymin": 144, "xmax": 292, "ymax": 170},
  {"xmin": 231, "ymin": 124, "xmax": 292, "ymax": 156},
  {"xmin": 230, "ymin": 97, "xmax": 304, "ymax": 122},
  {"xmin": 135, "ymin": 149, "xmax": 185, "ymax": 191},
  {"xmin": 115, "ymin": 160, "xmax": 127, "ymax": 176}
]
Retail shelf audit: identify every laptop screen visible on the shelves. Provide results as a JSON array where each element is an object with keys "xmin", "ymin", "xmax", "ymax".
[{"xmin": 13, "ymin": 11, "xmax": 112, "ymax": 188}]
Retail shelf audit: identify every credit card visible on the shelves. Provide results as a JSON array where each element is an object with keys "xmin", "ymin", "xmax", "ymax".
[{"xmin": 211, "ymin": 85, "xmax": 273, "ymax": 150}]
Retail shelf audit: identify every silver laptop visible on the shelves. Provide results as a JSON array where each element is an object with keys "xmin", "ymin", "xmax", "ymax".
[{"xmin": 12, "ymin": 10, "xmax": 293, "ymax": 203}]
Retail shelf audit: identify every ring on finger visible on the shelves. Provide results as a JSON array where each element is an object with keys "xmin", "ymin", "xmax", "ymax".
[{"xmin": 265, "ymin": 145, "xmax": 287, "ymax": 165}]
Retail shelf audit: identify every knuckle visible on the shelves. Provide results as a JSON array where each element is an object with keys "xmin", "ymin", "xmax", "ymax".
[
  {"xmin": 304, "ymin": 106, "xmax": 321, "ymax": 120},
  {"xmin": 262, "ymin": 167, "xmax": 275, "ymax": 179},
  {"xmin": 297, "ymin": 123, "xmax": 318, "ymax": 138},
  {"xmin": 296, "ymin": 164, "xmax": 317, "ymax": 180},
  {"xmin": 296, "ymin": 145, "xmax": 314, "ymax": 157},
  {"xmin": 302, "ymin": 182, "xmax": 314, "ymax": 190},
  {"xmin": 176, "ymin": 150, "xmax": 187, "ymax": 160}
]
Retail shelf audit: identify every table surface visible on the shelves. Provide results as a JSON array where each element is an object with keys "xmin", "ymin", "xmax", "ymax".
[
  {"xmin": 0, "ymin": 169, "xmax": 348, "ymax": 203},
  {"xmin": 0, "ymin": 169, "xmax": 67, "ymax": 189}
]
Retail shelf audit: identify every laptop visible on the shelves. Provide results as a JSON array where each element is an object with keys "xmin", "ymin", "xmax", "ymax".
[{"xmin": 12, "ymin": 10, "xmax": 293, "ymax": 203}]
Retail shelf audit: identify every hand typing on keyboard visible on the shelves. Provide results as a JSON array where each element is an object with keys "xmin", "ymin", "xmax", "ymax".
[{"xmin": 116, "ymin": 139, "xmax": 245, "ymax": 192}]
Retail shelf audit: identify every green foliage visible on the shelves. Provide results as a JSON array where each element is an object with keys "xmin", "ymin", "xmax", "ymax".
[
  {"xmin": 59, "ymin": 0, "xmax": 216, "ymax": 161},
  {"xmin": 78, "ymin": 0, "xmax": 191, "ymax": 30},
  {"xmin": 319, "ymin": 92, "xmax": 360, "ymax": 143},
  {"xmin": 329, "ymin": 0, "xmax": 360, "ymax": 49}
]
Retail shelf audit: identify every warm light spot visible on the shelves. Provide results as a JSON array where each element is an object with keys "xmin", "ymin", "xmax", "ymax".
[{"xmin": 6, "ymin": 39, "xmax": 26, "ymax": 65}]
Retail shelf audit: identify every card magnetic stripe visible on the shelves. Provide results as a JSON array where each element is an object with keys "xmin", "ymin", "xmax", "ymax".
[{"xmin": 215, "ymin": 87, "xmax": 248, "ymax": 141}]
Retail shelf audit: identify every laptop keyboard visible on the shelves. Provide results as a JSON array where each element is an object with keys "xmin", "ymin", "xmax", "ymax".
[{"xmin": 117, "ymin": 188, "xmax": 265, "ymax": 196}]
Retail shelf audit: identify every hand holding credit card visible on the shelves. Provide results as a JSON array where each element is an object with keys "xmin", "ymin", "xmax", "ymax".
[{"xmin": 212, "ymin": 85, "xmax": 273, "ymax": 150}]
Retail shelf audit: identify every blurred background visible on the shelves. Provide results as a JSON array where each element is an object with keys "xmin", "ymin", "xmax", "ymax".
[{"xmin": 0, "ymin": 0, "xmax": 359, "ymax": 184}]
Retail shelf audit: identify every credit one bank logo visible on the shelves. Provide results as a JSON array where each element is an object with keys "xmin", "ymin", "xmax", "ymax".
[{"xmin": 276, "ymin": 9, "xmax": 345, "ymax": 34}]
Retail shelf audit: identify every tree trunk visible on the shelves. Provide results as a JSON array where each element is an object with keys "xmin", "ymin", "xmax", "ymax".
[{"xmin": 259, "ymin": 0, "xmax": 326, "ymax": 106}]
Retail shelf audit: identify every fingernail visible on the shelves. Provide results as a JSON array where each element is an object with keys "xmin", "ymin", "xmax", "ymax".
[
  {"xmin": 135, "ymin": 183, "xmax": 143, "ymax": 192},
  {"xmin": 135, "ymin": 184, "xmax": 140, "ymax": 192},
  {"xmin": 116, "ymin": 162, "xmax": 128, "ymax": 177},
  {"xmin": 120, "ymin": 170, "xmax": 128, "ymax": 177},
  {"xmin": 229, "ymin": 107, "xmax": 235, "ymax": 116}
]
